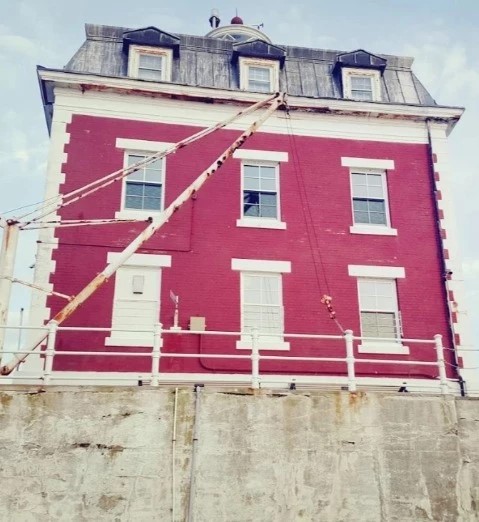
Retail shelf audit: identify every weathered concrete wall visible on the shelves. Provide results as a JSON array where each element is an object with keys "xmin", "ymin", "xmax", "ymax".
[{"xmin": 0, "ymin": 387, "xmax": 478, "ymax": 522}]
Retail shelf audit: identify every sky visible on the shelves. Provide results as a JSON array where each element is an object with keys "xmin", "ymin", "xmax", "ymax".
[{"xmin": 0, "ymin": 0, "xmax": 478, "ymax": 355}]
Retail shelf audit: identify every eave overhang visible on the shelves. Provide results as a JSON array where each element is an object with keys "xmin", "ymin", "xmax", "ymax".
[{"xmin": 37, "ymin": 67, "xmax": 464, "ymax": 135}]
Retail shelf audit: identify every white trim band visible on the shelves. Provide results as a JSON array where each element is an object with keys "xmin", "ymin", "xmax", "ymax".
[
  {"xmin": 116, "ymin": 138, "xmax": 174, "ymax": 152},
  {"xmin": 233, "ymin": 149, "xmax": 289, "ymax": 162},
  {"xmin": 107, "ymin": 252, "xmax": 172, "ymax": 268},
  {"xmin": 349, "ymin": 225, "xmax": 398, "ymax": 236},
  {"xmin": 348, "ymin": 265, "xmax": 405, "ymax": 278},
  {"xmin": 232, "ymin": 258, "xmax": 292, "ymax": 273},
  {"xmin": 341, "ymin": 157, "xmax": 395, "ymax": 170},
  {"xmin": 236, "ymin": 218, "xmax": 287, "ymax": 230}
]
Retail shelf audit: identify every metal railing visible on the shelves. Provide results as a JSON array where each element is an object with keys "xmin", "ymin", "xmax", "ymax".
[{"xmin": 0, "ymin": 322, "xmax": 452, "ymax": 394}]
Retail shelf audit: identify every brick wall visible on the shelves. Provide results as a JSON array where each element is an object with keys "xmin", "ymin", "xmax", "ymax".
[{"xmin": 46, "ymin": 114, "xmax": 454, "ymax": 378}]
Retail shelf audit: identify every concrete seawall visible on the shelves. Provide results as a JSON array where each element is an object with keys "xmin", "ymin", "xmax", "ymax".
[{"xmin": 1, "ymin": 387, "xmax": 478, "ymax": 521}]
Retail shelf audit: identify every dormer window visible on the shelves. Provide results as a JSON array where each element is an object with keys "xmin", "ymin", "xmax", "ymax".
[
  {"xmin": 128, "ymin": 45, "xmax": 173, "ymax": 82},
  {"xmin": 342, "ymin": 68, "xmax": 381, "ymax": 102},
  {"xmin": 334, "ymin": 50, "xmax": 387, "ymax": 103},
  {"xmin": 122, "ymin": 27, "xmax": 180, "ymax": 83},
  {"xmin": 239, "ymin": 57, "xmax": 279, "ymax": 93}
]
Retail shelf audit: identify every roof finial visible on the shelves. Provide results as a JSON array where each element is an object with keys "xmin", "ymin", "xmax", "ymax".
[{"xmin": 231, "ymin": 10, "xmax": 243, "ymax": 25}]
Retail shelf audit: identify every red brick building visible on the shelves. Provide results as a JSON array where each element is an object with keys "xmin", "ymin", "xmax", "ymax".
[{"xmin": 22, "ymin": 18, "xmax": 475, "ymax": 391}]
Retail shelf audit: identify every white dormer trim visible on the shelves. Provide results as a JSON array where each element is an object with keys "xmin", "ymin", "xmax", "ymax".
[
  {"xmin": 128, "ymin": 45, "xmax": 173, "ymax": 82},
  {"xmin": 239, "ymin": 57, "xmax": 280, "ymax": 93},
  {"xmin": 342, "ymin": 67, "xmax": 382, "ymax": 102}
]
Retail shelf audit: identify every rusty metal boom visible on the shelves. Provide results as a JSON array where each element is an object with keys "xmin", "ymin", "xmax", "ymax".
[{"xmin": 1, "ymin": 92, "xmax": 285, "ymax": 375}]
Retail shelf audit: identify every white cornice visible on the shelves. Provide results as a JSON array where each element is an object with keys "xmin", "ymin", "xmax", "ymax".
[{"xmin": 38, "ymin": 68, "xmax": 464, "ymax": 124}]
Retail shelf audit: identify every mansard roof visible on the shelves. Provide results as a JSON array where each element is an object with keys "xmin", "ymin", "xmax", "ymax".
[{"xmin": 61, "ymin": 23, "xmax": 436, "ymax": 106}]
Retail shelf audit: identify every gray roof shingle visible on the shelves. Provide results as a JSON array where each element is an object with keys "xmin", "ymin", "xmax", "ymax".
[{"xmin": 63, "ymin": 23, "xmax": 436, "ymax": 106}]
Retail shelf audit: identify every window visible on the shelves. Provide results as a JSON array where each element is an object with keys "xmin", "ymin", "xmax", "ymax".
[
  {"xmin": 128, "ymin": 45, "xmax": 173, "ymax": 82},
  {"xmin": 248, "ymin": 66, "xmax": 272, "ymax": 92},
  {"xmin": 342, "ymin": 68, "xmax": 381, "ymax": 102},
  {"xmin": 350, "ymin": 75, "xmax": 373, "ymax": 101},
  {"xmin": 239, "ymin": 57, "xmax": 279, "ymax": 93},
  {"xmin": 243, "ymin": 272, "xmax": 283, "ymax": 335},
  {"xmin": 351, "ymin": 171, "xmax": 388, "ymax": 226},
  {"xmin": 359, "ymin": 279, "xmax": 399, "ymax": 339},
  {"xmin": 342, "ymin": 157, "xmax": 396, "ymax": 236},
  {"xmin": 243, "ymin": 163, "xmax": 278, "ymax": 217},
  {"xmin": 115, "ymin": 139, "xmax": 172, "ymax": 219},
  {"xmin": 232, "ymin": 259, "xmax": 291, "ymax": 350},
  {"xmin": 105, "ymin": 253, "xmax": 171, "ymax": 347},
  {"xmin": 233, "ymin": 149, "xmax": 288, "ymax": 230},
  {"xmin": 124, "ymin": 153, "xmax": 164, "ymax": 212},
  {"xmin": 348, "ymin": 265, "xmax": 408, "ymax": 354}
]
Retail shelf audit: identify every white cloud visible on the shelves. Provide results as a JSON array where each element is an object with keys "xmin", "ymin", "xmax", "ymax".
[
  {"xmin": 463, "ymin": 259, "xmax": 479, "ymax": 280},
  {"xmin": 403, "ymin": 33, "xmax": 479, "ymax": 103},
  {"xmin": 0, "ymin": 34, "xmax": 37, "ymax": 57}
]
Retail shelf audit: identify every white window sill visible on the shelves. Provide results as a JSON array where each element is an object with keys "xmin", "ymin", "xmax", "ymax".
[
  {"xmin": 358, "ymin": 342, "xmax": 409, "ymax": 355},
  {"xmin": 350, "ymin": 225, "xmax": 397, "ymax": 236},
  {"xmin": 236, "ymin": 340, "xmax": 290, "ymax": 351},
  {"xmin": 236, "ymin": 218, "xmax": 287, "ymax": 230},
  {"xmin": 105, "ymin": 336, "xmax": 153, "ymax": 348},
  {"xmin": 115, "ymin": 210, "xmax": 161, "ymax": 221}
]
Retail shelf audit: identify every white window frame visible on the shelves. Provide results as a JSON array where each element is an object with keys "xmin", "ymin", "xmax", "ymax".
[
  {"xmin": 232, "ymin": 259, "xmax": 291, "ymax": 351},
  {"xmin": 342, "ymin": 68, "xmax": 381, "ymax": 102},
  {"xmin": 342, "ymin": 157, "xmax": 397, "ymax": 236},
  {"xmin": 348, "ymin": 265, "xmax": 408, "ymax": 355},
  {"xmin": 239, "ymin": 57, "xmax": 280, "ymax": 93},
  {"xmin": 128, "ymin": 45, "xmax": 173, "ymax": 82},
  {"xmin": 115, "ymin": 139, "xmax": 173, "ymax": 220},
  {"xmin": 105, "ymin": 253, "xmax": 171, "ymax": 347},
  {"xmin": 234, "ymin": 149, "xmax": 288, "ymax": 230}
]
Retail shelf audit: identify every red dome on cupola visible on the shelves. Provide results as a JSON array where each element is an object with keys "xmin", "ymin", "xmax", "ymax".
[{"xmin": 231, "ymin": 16, "xmax": 244, "ymax": 24}]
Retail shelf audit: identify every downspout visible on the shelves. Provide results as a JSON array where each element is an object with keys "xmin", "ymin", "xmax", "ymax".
[
  {"xmin": 425, "ymin": 118, "xmax": 466, "ymax": 396},
  {"xmin": 187, "ymin": 384, "xmax": 203, "ymax": 522}
]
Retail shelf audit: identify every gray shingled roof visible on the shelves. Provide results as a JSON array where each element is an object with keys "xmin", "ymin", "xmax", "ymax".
[{"xmin": 64, "ymin": 23, "xmax": 436, "ymax": 106}]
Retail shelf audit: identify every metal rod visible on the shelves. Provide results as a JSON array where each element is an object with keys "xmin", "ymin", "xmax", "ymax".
[
  {"xmin": 43, "ymin": 321, "xmax": 58, "ymax": 385},
  {"xmin": 17, "ymin": 307, "xmax": 24, "ymax": 352},
  {"xmin": 171, "ymin": 387, "xmax": 178, "ymax": 522},
  {"xmin": 187, "ymin": 385, "xmax": 203, "ymax": 522},
  {"xmin": 21, "ymin": 93, "xmax": 280, "ymax": 224},
  {"xmin": 0, "ymin": 221, "xmax": 20, "ymax": 362},
  {"xmin": 435, "ymin": 334, "xmax": 449, "ymax": 394},
  {"xmin": 0, "ymin": 276, "xmax": 72, "ymax": 300},
  {"xmin": 251, "ymin": 328, "xmax": 260, "ymax": 389},
  {"xmin": 151, "ymin": 322, "xmax": 162, "ymax": 386},
  {"xmin": 344, "ymin": 329, "xmax": 357, "ymax": 392},
  {"xmin": 1, "ymin": 94, "xmax": 284, "ymax": 376}
]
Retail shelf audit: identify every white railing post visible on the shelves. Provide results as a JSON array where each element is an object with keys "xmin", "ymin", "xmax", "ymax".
[
  {"xmin": 251, "ymin": 327, "xmax": 260, "ymax": 390},
  {"xmin": 151, "ymin": 322, "xmax": 163, "ymax": 387},
  {"xmin": 434, "ymin": 334, "xmax": 448, "ymax": 395},
  {"xmin": 344, "ymin": 329, "xmax": 356, "ymax": 392},
  {"xmin": 43, "ymin": 320, "xmax": 58, "ymax": 385}
]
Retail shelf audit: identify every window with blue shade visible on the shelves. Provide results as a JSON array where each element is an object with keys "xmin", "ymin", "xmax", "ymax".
[
  {"xmin": 124, "ymin": 154, "xmax": 163, "ymax": 211},
  {"xmin": 243, "ymin": 164, "xmax": 279, "ymax": 219}
]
